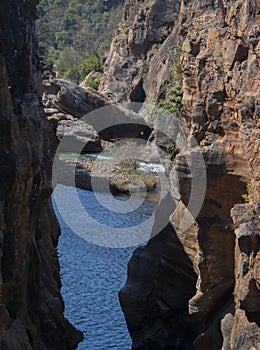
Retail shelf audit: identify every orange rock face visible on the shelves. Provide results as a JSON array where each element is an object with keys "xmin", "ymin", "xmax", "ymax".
[{"xmin": 102, "ymin": 0, "xmax": 260, "ymax": 349}]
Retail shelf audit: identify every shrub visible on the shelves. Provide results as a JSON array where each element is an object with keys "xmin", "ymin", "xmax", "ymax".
[
  {"xmin": 78, "ymin": 55, "xmax": 102, "ymax": 78},
  {"xmin": 55, "ymin": 31, "xmax": 73, "ymax": 46},
  {"xmin": 85, "ymin": 76, "xmax": 101, "ymax": 90},
  {"xmin": 44, "ymin": 48, "xmax": 60, "ymax": 64},
  {"xmin": 172, "ymin": 59, "xmax": 182, "ymax": 85},
  {"xmin": 56, "ymin": 49, "xmax": 102, "ymax": 83},
  {"xmin": 56, "ymin": 47, "xmax": 82, "ymax": 81},
  {"xmin": 242, "ymin": 183, "xmax": 251, "ymax": 203},
  {"xmin": 157, "ymin": 85, "xmax": 184, "ymax": 116},
  {"xmin": 156, "ymin": 58, "xmax": 184, "ymax": 117}
]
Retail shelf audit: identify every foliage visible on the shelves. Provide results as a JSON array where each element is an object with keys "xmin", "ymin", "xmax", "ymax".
[
  {"xmin": 157, "ymin": 85, "xmax": 184, "ymax": 116},
  {"xmin": 242, "ymin": 183, "xmax": 251, "ymax": 203},
  {"xmin": 55, "ymin": 49, "xmax": 102, "ymax": 83},
  {"xmin": 156, "ymin": 58, "xmax": 184, "ymax": 117},
  {"xmin": 172, "ymin": 59, "xmax": 182, "ymax": 85},
  {"xmin": 167, "ymin": 141, "xmax": 175, "ymax": 154},
  {"xmin": 84, "ymin": 76, "xmax": 101, "ymax": 91},
  {"xmin": 37, "ymin": 0, "xmax": 124, "ymax": 82},
  {"xmin": 55, "ymin": 47, "xmax": 82, "ymax": 82},
  {"xmin": 79, "ymin": 55, "xmax": 102, "ymax": 78}
]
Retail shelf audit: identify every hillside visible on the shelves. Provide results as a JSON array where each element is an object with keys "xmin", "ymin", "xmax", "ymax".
[{"xmin": 36, "ymin": 0, "xmax": 124, "ymax": 83}]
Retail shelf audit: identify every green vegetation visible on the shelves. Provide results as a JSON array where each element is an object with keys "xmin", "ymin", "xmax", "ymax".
[
  {"xmin": 37, "ymin": 0, "xmax": 124, "ymax": 83},
  {"xmin": 166, "ymin": 141, "xmax": 175, "ymax": 155},
  {"xmin": 156, "ymin": 59, "xmax": 184, "ymax": 117},
  {"xmin": 56, "ymin": 51, "xmax": 102, "ymax": 82},
  {"xmin": 84, "ymin": 75, "xmax": 101, "ymax": 90},
  {"xmin": 242, "ymin": 183, "xmax": 251, "ymax": 203},
  {"xmin": 157, "ymin": 85, "xmax": 183, "ymax": 116}
]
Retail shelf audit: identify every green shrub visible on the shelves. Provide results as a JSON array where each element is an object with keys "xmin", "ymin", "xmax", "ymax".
[
  {"xmin": 172, "ymin": 59, "xmax": 182, "ymax": 85},
  {"xmin": 85, "ymin": 76, "xmax": 101, "ymax": 90},
  {"xmin": 44, "ymin": 48, "xmax": 60, "ymax": 64},
  {"xmin": 56, "ymin": 48, "xmax": 102, "ymax": 83},
  {"xmin": 242, "ymin": 183, "xmax": 251, "ymax": 203},
  {"xmin": 55, "ymin": 31, "xmax": 73, "ymax": 46},
  {"xmin": 157, "ymin": 85, "xmax": 184, "ymax": 116},
  {"xmin": 78, "ymin": 55, "xmax": 102, "ymax": 78},
  {"xmin": 156, "ymin": 58, "xmax": 184, "ymax": 117},
  {"xmin": 56, "ymin": 47, "xmax": 82, "ymax": 81}
]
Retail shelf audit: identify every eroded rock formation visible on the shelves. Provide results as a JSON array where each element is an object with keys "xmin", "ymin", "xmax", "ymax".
[
  {"xmin": 101, "ymin": 0, "xmax": 260, "ymax": 349},
  {"xmin": 43, "ymin": 78, "xmax": 152, "ymax": 152},
  {"xmin": 99, "ymin": 0, "xmax": 181, "ymax": 103},
  {"xmin": 0, "ymin": 1, "xmax": 82, "ymax": 349}
]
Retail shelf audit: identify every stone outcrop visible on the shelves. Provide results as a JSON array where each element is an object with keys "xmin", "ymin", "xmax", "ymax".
[
  {"xmin": 230, "ymin": 203, "xmax": 260, "ymax": 350},
  {"xmin": 99, "ymin": 0, "xmax": 181, "ymax": 103},
  {"xmin": 102, "ymin": 0, "xmax": 260, "ymax": 349},
  {"xmin": 0, "ymin": 1, "xmax": 82, "ymax": 349},
  {"xmin": 43, "ymin": 79, "xmax": 152, "ymax": 151},
  {"xmin": 56, "ymin": 157, "xmax": 157, "ymax": 194},
  {"xmin": 43, "ymin": 79, "xmax": 109, "ymax": 119}
]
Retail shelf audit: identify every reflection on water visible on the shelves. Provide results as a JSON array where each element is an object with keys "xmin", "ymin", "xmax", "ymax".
[{"xmin": 52, "ymin": 184, "xmax": 157, "ymax": 349}]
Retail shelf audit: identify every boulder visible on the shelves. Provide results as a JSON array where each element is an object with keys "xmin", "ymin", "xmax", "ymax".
[{"xmin": 53, "ymin": 79, "xmax": 109, "ymax": 117}]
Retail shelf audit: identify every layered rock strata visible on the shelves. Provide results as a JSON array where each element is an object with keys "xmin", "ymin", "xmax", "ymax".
[
  {"xmin": 101, "ymin": 0, "xmax": 260, "ymax": 349},
  {"xmin": 0, "ymin": 1, "xmax": 82, "ymax": 349},
  {"xmin": 99, "ymin": 0, "xmax": 181, "ymax": 103}
]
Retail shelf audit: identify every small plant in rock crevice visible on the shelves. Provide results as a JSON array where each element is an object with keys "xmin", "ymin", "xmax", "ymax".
[
  {"xmin": 242, "ymin": 183, "xmax": 251, "ymax": 203},
  {"xmin": 156, "ymin": 85, "xmax": 184, "ymax": 116},
  {"xmin": 156, "ymin": 58, "xmax": 184, "ymax": 118}
]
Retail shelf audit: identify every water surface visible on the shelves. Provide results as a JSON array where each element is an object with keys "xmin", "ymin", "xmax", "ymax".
[{"xmin": 53, "ymin": 184, "xmax": 157, "ymax": 349}]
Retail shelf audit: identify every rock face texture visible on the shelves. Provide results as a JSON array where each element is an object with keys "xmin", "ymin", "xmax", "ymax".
[
  {"xmin": 43, "ymin": 78, "xmax": 152, "ymax": 152},
  {"xmin": 99, "ymin": 0, "xmax": 181, "ymax": 103},
  {"xmin": 101, "ymin": 0, "xmax": 260, "ymax": 349},
  {"xmin": 43, "ymin": 79, "xmax": 109, "ymax": 119},
  {"xmin": 0, "ymin": 1, "xmax": 82, "ymax": 349}
]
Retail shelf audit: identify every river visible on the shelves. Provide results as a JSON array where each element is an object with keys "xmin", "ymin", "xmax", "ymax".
[{"xmin": 52, "ymin": 184, "xmax": 158, "ymax": 349}]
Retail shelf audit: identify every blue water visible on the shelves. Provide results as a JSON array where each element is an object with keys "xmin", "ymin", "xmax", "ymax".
[{"xmin": 52, "ymin": 184, "xmax": 157, "ymax": 349}]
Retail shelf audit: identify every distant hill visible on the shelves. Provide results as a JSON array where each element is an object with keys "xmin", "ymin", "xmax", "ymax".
[{"xmin": 37, "ymin": 0, "xmax": 125, "ymax": 83}]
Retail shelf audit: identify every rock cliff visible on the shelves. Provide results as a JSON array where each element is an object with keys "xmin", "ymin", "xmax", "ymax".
[
  {"xmin": 0, "ymin": 1, "xmax": 82, "ymax": 349},
  {"xmin": 101, "ymin": 0, "xmax": 260, "ymax": 349}
]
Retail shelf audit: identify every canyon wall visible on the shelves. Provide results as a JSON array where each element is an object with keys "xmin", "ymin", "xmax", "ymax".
[
  {"xmin": 0, "ymin": 1, "xmax": 82, "ymax": 349},
  {"xmin": 100, "ymin": 0, "xmax": 260, "ymax": 349}
]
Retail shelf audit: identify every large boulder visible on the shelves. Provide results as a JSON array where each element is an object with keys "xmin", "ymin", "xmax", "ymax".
[
  {"xmin": 53, "ymin": 79, "xmax": 109, "ymax": 117},
  {"xmin": 43, "ymin": 79, "xmax": 152, "ymax": 152}
]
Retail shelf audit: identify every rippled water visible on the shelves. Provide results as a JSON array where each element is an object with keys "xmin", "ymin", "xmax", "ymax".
[
  {"xmin": 52, "ymin": 184, "xmax": 157, "ymax": 349},
  {"xmin": 59, "ymin": 152, "xmax": 166, "ymax": 174}
]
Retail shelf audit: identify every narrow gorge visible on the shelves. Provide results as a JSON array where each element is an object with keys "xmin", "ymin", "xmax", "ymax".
[
  {"xmin": 0, "ymin": 0, "xmax": 259, "ymax": 350},
  {"xmin": 0, "ymin": 0, "xmax": 83, "ymax": 348}
]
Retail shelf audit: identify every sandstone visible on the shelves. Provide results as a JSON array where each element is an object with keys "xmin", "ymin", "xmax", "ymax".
[
  {"xmin": 102, "ymin": 0, "xmax": 260, "ymax": 349},
  {"xmin": 54, "ymin": 79, "xmax": 108, "ymax": 117},
  {"xmin": 99, "ymin": 0, "xmax": 180, "ymax": 103},
  {"xmin": 0, "ymin": 1, "xmax": 83, "ymax": 348},
  {"xmin": 43, "ymin": 79, "xmax": 152, "ymax": 151}
]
